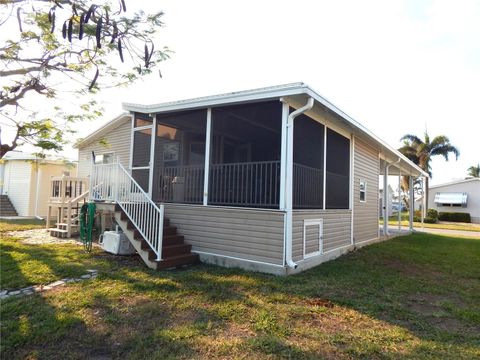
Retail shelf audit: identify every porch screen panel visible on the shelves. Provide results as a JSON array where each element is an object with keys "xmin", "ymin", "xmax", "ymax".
[
  {"xmin": 210, "ymin": 101, "xmax": 282, "ymax": 208},
  {"xmin": 293, "ymin": 113, "xmax": 324, "ymax": 209},
  {"xmin": 325, "ymin": 129, "xmax": 350, "ymax": 209},
  {"xmin": 152, "ymin": 109, "xmax": 207, "ymax": 204},
  {"xmin": 132, "ymin": 169, "xmax": 149, "ymax": 192},
  {"xmin": 132, "ymin": 128, "xmax": 152, "ymax": 167}
]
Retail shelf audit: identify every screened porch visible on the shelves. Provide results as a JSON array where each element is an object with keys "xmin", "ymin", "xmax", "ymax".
[{"xmin": 130, "ymin": 100, "xmax": 351, "ymax": 210}]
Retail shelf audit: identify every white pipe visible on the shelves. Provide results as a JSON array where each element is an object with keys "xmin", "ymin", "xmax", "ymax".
[
  {"xmin": 34, "ymin": 162, "xmax": 43, "ymax": 219},
  {"xmin": 409, "ymin": 176, "xmax": 414, "ymax": 231},
  {"xmin": 285, "ymin": 97, "xmax": 314, "ymax": 269},
  {"xmin": 398, "ymin": 170, "xmax": 401, "ymax": 230}
]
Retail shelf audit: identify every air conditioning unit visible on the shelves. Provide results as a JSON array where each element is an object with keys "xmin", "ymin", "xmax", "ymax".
[{"xmin": 100, "ymin": 230, "xmax": 136, "ymax": 255}]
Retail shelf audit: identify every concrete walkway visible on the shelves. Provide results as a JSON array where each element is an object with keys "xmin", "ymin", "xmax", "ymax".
[
  {"xmin": 412, "ymin": 226, "xmax": 480, "ymax": 238},
  {"xmin": 383, "ymin": 225, "xmax": 480, "ymax": 238}
]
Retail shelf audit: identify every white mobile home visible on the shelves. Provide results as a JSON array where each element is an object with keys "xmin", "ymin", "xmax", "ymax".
[
  {"xmin": 0, "ymin": 152, "xmax": 76, "ymax": 217},
  {"xmin": 73, "ymin": 83, "xmax": 427, "ymax": 274},
  {"xmin": 428, "ymin": 178, "xmax": 480, "ymax": 223}
]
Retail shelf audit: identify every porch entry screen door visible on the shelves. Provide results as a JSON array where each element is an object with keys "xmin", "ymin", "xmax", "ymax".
[{"xmin": 131, "ymin": 116, "xmax": 154, "ymax": 194}]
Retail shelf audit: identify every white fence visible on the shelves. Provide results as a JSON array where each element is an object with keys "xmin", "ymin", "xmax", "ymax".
[{"xmin": 89, "ymin": 162, "xmax": 164, "ymax": 260}]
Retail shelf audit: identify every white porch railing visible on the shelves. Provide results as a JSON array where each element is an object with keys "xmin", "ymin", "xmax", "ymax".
[{"xmin": 89, "ymin": 162, "xmax": 164, "ymax": 260}]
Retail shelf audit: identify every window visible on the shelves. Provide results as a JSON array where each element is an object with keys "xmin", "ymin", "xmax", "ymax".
[
  {"xmin": 94, "ymin": 152, "xmax": 115, "ymax": 164},
  {"xmin": 360, "ymin": 180, "xmax": 367, "ymax": 202},
  {"xmin": 434, "ymin": 192, "xmax": 467, "ymax": 207}
]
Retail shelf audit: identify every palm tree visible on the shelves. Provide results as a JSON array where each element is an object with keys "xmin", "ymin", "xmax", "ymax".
[
  {"xmin": 398, "ymin": 132, "xmax": 459, "ymax": 208},
  {"xmin": 467, "ymin": 164, "xmax": 480, "ymax": 178}
]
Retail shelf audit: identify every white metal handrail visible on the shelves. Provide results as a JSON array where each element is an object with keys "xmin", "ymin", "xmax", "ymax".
[{"xmin": 89, "ymin": 162, "xmax": 164, "ymax": 260}]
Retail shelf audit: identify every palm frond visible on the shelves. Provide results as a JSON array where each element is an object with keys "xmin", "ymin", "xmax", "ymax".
[{"xmin": 400, "ymin": 134, "xmax": 423, "ymax": 146}]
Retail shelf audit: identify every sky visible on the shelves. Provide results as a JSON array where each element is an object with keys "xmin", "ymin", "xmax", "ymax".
[{"xmin": 3, "ymin": 0, "xmax": 480, "ymax": 185}]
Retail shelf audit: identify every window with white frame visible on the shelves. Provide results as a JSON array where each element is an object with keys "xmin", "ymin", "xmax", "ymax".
[
  {"xmin": 359, "ymin": 180, "xmax": 367, "ymax": 202},
  {"xmin": 94, "ymin": 152, "xmax": 115, "ymax": 164}
]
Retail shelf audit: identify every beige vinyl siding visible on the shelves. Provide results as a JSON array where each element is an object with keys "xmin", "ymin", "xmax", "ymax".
[
  {"xmin": 165, "ymin": 204, "xmax": 285, "ymax": 265},
  {"xmin": 77, "ymin": 119, "xmax": 131, "ymax": 177},
  {"xmin": 3, "ymin": 161, "xmax": 33, "ymax": 216},
  {"xmin": 292, "ymin": 210, "xmax": 352, "ymax": 261},
  {"xmin": 353, "ymin": 137, "xmax": 380, "ymax": 242}
]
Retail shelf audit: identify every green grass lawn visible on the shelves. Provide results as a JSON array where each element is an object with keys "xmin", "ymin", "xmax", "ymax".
[
  {"xmin": 1, "ymin": 221, "xmax": 479, "ymax": 359},
  {"xmin": 0, "ymin": 218, "xmax": 45, "ymax": 233}
]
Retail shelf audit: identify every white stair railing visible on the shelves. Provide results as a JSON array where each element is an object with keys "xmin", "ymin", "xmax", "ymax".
[{"xmin": 89, "ymin": 162, "xmax": 164, "ymax": 260}]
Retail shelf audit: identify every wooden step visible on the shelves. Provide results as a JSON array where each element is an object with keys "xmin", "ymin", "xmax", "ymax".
[
  {"xmin": 140, "ymin": 239, "xmax": 191, "ymax": 257},
  {"xmin": 163, "ymin": 226, "xmax": 177, "ymax": 236},
  {"xmin": 162, "ymin": 243, "xmax": 192, "ymax": 258},
  {"xmin": 47, "ymin": 228, "xmax": 68, "ymax": 233},
  {"xmin": 163, "ymin": 234, "xmax": 185, "ymax": 246},
  {"xmin": 57, "ymin": 223, "xmax": 79, "ymax": 228},
  {"xmin": 156, "ymin": 253, "xmax": 199, "ymax": 270}
]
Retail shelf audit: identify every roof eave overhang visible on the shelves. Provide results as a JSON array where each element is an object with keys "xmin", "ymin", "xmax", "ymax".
[
  {"xmin": 122, "ymin": 83, "xmax": 428, "ymax": 178},
  {"xmin": 74, "ymin": 112, "xmax": 130, "ymax": 149}
]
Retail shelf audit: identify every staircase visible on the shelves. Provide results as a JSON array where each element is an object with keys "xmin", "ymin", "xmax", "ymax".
[
  {"xmin": 0, "ymin": 195, "xmax": 18, "ymax": 216},
  {"xmin": 113, "ymin": 204, "xmax": 199, "ymax": 270},
  {"xmin": 48, "ymin": 207, "xmax": 80, "ymax": 238}
]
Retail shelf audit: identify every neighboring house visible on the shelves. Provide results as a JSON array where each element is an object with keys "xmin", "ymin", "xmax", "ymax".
[
  {"xmin": 75, "ymin": 83, "xmax": 427, "ymax": 275},
  {"xmin": 428, "ymin": 178, "xmax": 480, "ymax": 223},
  {"xmin": 0, "ymin": 151, "xmax": 76, "ymax": 217},
  {"xmin": 378, "ymin": 184, "xmax": 394, "ymax": 216}
]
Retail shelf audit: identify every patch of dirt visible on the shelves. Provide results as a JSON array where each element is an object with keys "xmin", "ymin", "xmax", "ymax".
[
  {"xmin": 8, "ymin": 228, "xmax": 93, "ymax": 246},
  {"xmin": 408, "ymin": 293, "xmax": 466, "ymax": 310},
  {"xmin": 406, "ymin": 293, "xmax": 475, "ymax": 334},
  {"xmin": 306, "ymin": 298, "xmax": 335, "ymax": 308},
  {"xmin": 381, "ymin": 258, "xmax": 444, "ymax": 280},
  {"xmin": 221, "ymin": 322, "xmax": 255, "ymax": 339}
]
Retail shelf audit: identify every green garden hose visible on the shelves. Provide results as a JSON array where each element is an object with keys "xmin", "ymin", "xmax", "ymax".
[{"xmin": 80, "ymin": 202, "xmax": 96, "ymax": 252}]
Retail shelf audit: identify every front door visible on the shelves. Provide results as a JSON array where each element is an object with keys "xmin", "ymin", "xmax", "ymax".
[{"xmin": 131, "ymin": 116, "xmax": 154, "ymax": 195}]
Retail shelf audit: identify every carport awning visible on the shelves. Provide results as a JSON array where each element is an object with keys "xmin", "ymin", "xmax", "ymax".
[{"xmin": 434, "ymin": 192, "xmax": 468, "ymax": 206}]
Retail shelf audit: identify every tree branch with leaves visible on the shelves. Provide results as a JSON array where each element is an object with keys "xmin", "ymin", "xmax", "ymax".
[{"xmin": 0, "ymin": 0, "xmax": 170, "ymax": 158}]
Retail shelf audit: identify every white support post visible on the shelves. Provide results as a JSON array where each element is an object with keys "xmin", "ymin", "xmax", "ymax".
[
  {"xmin": 148, "ymin": 114, "xmax": 156, "ymax": 198},
  {"xmin": 421, "ymin": 177, "xmax": 425, "ymax": 227},
  {"xmin": 203, "ymin": 108, "xmax": 212, "ymax": 206},
  {"xmin": 409, "ymin": 176, "xmax": 414, "ymax": 231},
  {"xmin": 279, "ymin": 102, "xmax": 289, "ymax": 210},
  {"xmin": 129, "ymin": 113, "xmax": 135, "ymax": 171},
  {"xmin": 323, "ymin": 127, "xmax": 327, "ymax": 210},
  {"xmin": 398, "ymin": 171, "xmax": 401, "ymax": 230},
  {"xmin": 383, "ymin": 163, "xmax": 389, "ymax": 236},
  {"xmin": 350, "ymin": 135, "xmax": 355, "ymax": 245}
]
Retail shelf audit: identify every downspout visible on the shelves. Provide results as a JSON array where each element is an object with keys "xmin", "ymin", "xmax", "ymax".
[
  {"xmin": 383, "ymin": 157, "xmax": 401, "ymax": 236},
  {"xmin": 34, "ymin": 161, "xmax": 44, "ymax": 220},
  {"xmin": 285, "ymin": 97, "xmax": 314, "ymax": 269}
]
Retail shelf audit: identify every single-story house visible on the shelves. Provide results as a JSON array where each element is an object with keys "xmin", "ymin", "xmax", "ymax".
[
  {"xmin": 379, "ymin": 184, "xmax": 395, "ymax": 216},
  {"xmin": 0, "ymin": 151, "xmax": 76, "ymax": 217},
  {"xmin": 74, "ymin": 83, "xmax": 427, "ymax": 275},
  {"xmin": 428, "ymin": 178, "xmax": 480, "ymax": 223}
]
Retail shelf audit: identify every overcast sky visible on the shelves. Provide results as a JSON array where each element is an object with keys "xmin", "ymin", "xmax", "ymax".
[{"xmin": 4, "ymin": 0, "xmax": 480, "ymax": 185}]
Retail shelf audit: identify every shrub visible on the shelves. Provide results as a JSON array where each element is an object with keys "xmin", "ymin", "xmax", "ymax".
[
  {"xmin": 423, "ymin": 217, "xmax": 437, "ymax": 224},
  {"xmin": 427, "ymin": 209, "xmax": 439, "ymax": 221},
  {"xmin": 438, "ymin": 212, "xmax": 471, "ymax": 223}
]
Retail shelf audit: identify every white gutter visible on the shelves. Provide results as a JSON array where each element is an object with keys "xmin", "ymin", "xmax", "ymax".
[{"xmin": 285, "ymin": 97, "xmax": 314, "ymax": 269}]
